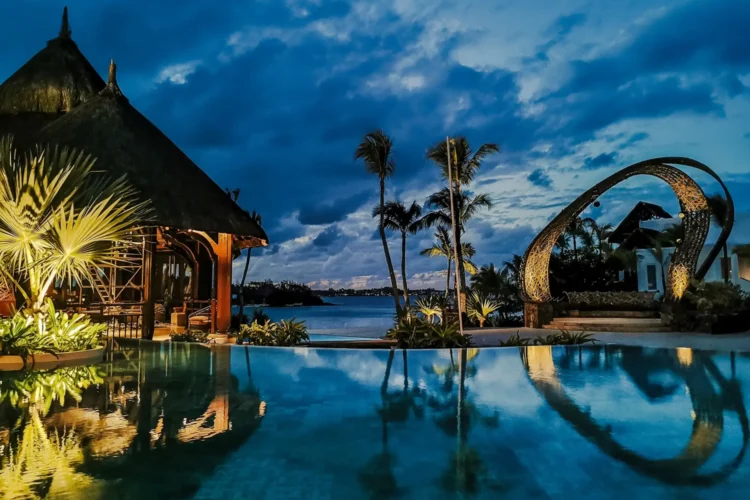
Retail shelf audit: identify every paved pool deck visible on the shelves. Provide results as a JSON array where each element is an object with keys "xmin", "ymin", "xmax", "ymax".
[{"xmin": 466, "ymin": 327, "xmax": 750, "ymax": 351}]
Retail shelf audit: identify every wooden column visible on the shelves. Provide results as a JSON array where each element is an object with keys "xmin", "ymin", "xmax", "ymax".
[
  {"xmin": 215, "ymin": 233, "xmax": 233, "ymax": 333},
  {"xmin": 142, "ymin": 227, "xmax": 157, "ymax": 340}
]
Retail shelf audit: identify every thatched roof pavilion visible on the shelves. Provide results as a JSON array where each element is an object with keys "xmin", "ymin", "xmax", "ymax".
[{"xmin": 0, "ymin": 8, "xmax": 268, "ymax": 335}]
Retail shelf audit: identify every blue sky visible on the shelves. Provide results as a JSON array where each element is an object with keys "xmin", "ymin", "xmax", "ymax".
[{"xmin": 2, "ymin": 0, "xmax": 749, "ymax": 289}]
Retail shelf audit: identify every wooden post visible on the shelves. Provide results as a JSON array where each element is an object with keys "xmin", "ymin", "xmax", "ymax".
[
  {"xmin": 142, "ymin": 227, "xmax": 157, "ymax": 340},
  {"xmin": 215, "ymin": 233, "xmax": 232, "ymax": 333}
]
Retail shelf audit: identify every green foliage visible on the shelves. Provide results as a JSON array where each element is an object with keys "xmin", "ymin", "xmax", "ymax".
[
  {"xmin": 238, "ymin": 318, "xmax": 309, "ymax": 346},
  {"xmin": 532, "ymin": 330, "xmax": 597, "ymax": 346},
  {"xmin": 170, "ymin": 330, "xmax": 209, "ymax": 343},
  {"xmin": 386, "ymin": 317, "xmax": 473, "ymax": 348},
  {"xmin": 274, "ymin": 318, "xmax": 310, "ymax": 346},
  {"xmin": 0, "ymin": 365, "xmax": 104, "ymax": 414},
  {"xmin": 414, "ymin": 295, "xmax": 444, "ymax": 324},
  {"xmin": 498, "ymin": 332, "xmax": 531, "ymax": 347},
  {"xmin": 682, "ymin": 280, "xmax": 749, "ymax": 314},
  {"xmin": 44, "ymin": 300, "xmax": 105, "ymax": 351},
  {"xmin": 466, "ymin": 292, "xmax": 500, "ymax": 328},
  {"xmin": 0, "ymin": 313, "xmax": 55, "ymax": 363}
]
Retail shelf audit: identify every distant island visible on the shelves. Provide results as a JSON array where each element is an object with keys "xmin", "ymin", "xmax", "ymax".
[
  {"xmin": 232, "ymin": 280, "xmax": 327, "ymax": 307},
  {"xmin": 313, "ymin": 287, "xmax": 441, "ymax": 297}
]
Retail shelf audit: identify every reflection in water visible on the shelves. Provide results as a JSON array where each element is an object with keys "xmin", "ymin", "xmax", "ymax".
[
  {"xmin": 0, "ymin": 344, "xmax": 749, "ymax": 499},
  {"xmin": 0, "ymin": 343, "xmax": 263, "ymax": 499},
  {"xmin": 523, "ymin": 346, "xmax": 750, "ymax": 486}
]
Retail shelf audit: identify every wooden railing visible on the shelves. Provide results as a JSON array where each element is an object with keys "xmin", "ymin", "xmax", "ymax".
[{"xmin": 74, "ymin": 302, "xmax": 144, "ymax": 339}]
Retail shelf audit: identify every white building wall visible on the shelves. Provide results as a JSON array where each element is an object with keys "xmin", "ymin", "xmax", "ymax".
[{"xmin": 636, "ymin": 212, "xmax": 750, "ymax": 293}]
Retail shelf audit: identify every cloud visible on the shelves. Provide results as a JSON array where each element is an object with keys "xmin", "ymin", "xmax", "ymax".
[
  {"xmin": 312, "ymin": 224, "xmax": 344, "ymax": 247},
  {"xmin": 583, "ymin": 152, "xmax": 618, "ymax": 170},
  {"xmin": 298, "ymin": 190, "xmax": 372, "ymax": 225},
  {"xmin": 527, "ymin": 168, "xmax": 552, "ymax": 189}
]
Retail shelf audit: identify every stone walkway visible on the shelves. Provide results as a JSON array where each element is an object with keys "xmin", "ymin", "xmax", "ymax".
[{"xmin": 467, "ymin": 326, "xmax": 750, "ymax": 351}]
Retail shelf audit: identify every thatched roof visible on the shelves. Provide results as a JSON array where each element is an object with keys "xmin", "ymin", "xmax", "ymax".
[
  {"xmin": 34, "ymin": 62, "xmax": 268, "ymax": 243},
  {"xmin": 609, "ymin": 201, "xmax": 672, "ymax": 244},
  {"xmin": 0, "ymin": 8, "xmax": 105, "ymax": 115}
]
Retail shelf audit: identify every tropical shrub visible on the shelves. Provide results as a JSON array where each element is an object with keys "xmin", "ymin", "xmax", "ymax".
[
  {"xmin": 170, "ymin": 330, "xmax": 209, "ymax": 343},
  {"xmin": 238, "ymin": 318, "xmax": 309, "ymax": 346},
  {"xmin": 466, "ymin": 292, "xmax": 500, "ymax": 328},
  {"xmin": 0, "ymin": 313, "xmax": 56, "ymax": 363},
  {"xmin": 44, "ymin": 300, "xmax": 105, "ymax": 351},
  {"xmin": 533, "ymin": 330, "xmax": 597, "ymax": 346},
  {"xmin": 386, "ymin": 317, "xmax": 473, "ymax": 348},
  {"xmin": 682, "ymin": 280, "xmax": 749, "ymax": 314},
  {"xmin": 414, "ymin": 296, "xmax": 444, "ymax": 324},
  {"xmin": 274, "ymin": 318, "xmax": 310, "ymax": 345}
]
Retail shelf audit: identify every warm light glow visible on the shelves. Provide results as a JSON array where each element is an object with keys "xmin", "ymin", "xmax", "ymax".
[
  {"xmin": 670, "ymin": 263, "xmax": 691, "ymax": 299},
  {"xmin": 677, "ymin": 347, "xmax": 693, "ymax": 366}
]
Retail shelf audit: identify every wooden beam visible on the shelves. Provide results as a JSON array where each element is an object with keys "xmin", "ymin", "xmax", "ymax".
[
  {"xmin": 215, "ymin": 233, "xmax": 233, "ymax": 333},
  {"xmin": 142, "ymin": 227, "xmax": 157, "ymax": 340}
]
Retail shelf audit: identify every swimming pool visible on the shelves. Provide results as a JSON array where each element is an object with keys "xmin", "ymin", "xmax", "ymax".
[{"xmin": 0, "ymin": 342, "xmax": 748, "ymax": 498}]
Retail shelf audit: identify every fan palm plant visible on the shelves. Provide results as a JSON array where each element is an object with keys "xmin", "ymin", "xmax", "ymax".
[
  {"xmin": 420, "ymin": 227, "xmax": 478, "ymax": 297},
  {"xmin": 0, "ymin": 136, "xmax": 149, "ymax": 312},
  {"xmin": 373, "ymin": 200, "xmax": 423, "ymax": 306},
  {"xmin": 426, "ymin": 137, "xmax": 498, "ymax": 306},
  {"xmin": 415, "ymin": 295, "xmax": 443, "ymax": 324},
  {"xmin": 466, "ymin": 292, "xmax": 500, "ymax": 328},
  {"xmin": 355, "ymin": 130, "xmax": 402, "ymax": 316}
]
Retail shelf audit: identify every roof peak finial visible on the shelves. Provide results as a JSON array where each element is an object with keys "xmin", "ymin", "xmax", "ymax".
[
  {"xmin": 59, "ymin": 6, "xmax": 72, "ymax": 39},
  {"xmin": 103, "ymin": 59, "xmax": 124, "ymax": 97}
]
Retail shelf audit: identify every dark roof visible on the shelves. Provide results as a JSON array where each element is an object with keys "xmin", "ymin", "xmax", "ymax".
[
  {"xmin": 618, "ymin": 227, "xmax": 663, "ymax": 250},
  {"xmin": 0, "ymin": 8, "xmax": 105, "ymax": 115},
  {"xmin": 34, "ymin": 62, "xmax": 267, "ymax": 243},
  {"xmin": 609, "ymin": 201, "xmax": 672, "ymax": 244}
]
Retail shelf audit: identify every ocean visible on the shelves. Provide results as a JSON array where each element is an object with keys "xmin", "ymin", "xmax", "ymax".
[{"xmin": 232, "ymin": 295, "xmax": 398, "ymax": 338}]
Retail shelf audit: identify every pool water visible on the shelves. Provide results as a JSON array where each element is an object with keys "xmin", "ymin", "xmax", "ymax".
[{"xmin": 1, "ymin": 343, "xmax": 749, "ymax": 499}]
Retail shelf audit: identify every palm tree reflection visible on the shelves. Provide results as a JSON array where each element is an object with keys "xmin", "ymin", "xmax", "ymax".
[{"xmin": 523, "ymin": 346, "xmax": 750, "ymax": 486}]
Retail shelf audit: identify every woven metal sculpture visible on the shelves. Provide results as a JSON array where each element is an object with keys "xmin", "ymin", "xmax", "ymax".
[{"xmin": 520, "ymin": 157, "xmax": 734, "ymax": 303}]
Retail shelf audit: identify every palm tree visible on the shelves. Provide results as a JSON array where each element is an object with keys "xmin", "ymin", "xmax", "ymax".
[
  {"xmin": 421, "ymin": 227, "xmax": 478, "ymax": 297},
  {"xmin": 426, "ymin": 137, "xmax": 498, "ymax": 306},
  {"xmin": 422, "ymin": 188, "xmax": 492, "ymax": 298},
  {"xmin": 373, "ymin": 200, "xmax": 423, "ymax": 307},
  {"xmin": 237, "ymin": 210, "xmax": 262, "ymax": 327},
  {"xmin": 501, "ymin": 254, "xmax": 524, "ymax": 286},
  {"xmin": 355, "ymin": 130, "xmax": 402, "ymax": 316},
  {"xmin": 707, "ymin": 193, "xmax": 731, "ymax": 283},
  {"xmin": 0, "ymin": 136, "xmax": 149, "ymax": 310}
]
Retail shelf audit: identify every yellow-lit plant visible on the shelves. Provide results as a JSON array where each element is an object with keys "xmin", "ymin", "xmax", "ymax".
[
  {"xmin": 466, "ymin": 292, "xmax": 500, "ymax": 328},
  {"xmin": 0, "ymin": 135, "xmax": 149, "ymax": 311}
]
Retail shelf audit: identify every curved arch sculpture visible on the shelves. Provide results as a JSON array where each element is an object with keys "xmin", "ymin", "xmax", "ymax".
[
  {"xmin": 520, "ymin": 158, "xmax": 734, "ymax": 305},
  {"xmin": 522, "ymin": 346, "xmax": 750, "ymax": 486}
]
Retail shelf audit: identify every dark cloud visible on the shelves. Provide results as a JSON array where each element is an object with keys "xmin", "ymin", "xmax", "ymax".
[
  {"xmin": 720, "ymin": 73, "xmax": 747, "ymax": 98},
  {"xmin": 583, "ymin": 152, "xmax": 619, "ymax": 170},
  {"xmin": 298, "ymin": 190, "xmax": 372, "ymax": 225},
  {"xmin": 527, "ymin": 169, "xmax": 552, "ymax": 189},
  {"xmin": 312, "ymin": 225, "xmax": 344, "ymax": 247},
  {"xmin": 621, "ymin": 132, "xmax": 649, "ymax": 149}
]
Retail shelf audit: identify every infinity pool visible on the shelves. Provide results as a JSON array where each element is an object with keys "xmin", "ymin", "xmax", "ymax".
[{"xmin": 0, "ymin": 343, "xmax": 748, "ymax": 499}]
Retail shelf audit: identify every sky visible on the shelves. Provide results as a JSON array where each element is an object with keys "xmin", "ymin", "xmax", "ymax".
[{"xmin": 1, "ymin": 0, "xmax": 749, "ymax": 290}]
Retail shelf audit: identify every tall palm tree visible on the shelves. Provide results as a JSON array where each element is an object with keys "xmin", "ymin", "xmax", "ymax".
[
  {"xmin": 501, "ymin": 254, "xmax": 524, "ymax": 285},
  {"xmin": 707, "ymin": 193, "xmax": 731, "ymax": 283},
  {"xmin": 237, "ymin": 209, "xmax": 262, "ymax": 327},
  {"xmin": 426, "ymin": 137, "xmax": 498, "ymax": 306},
  {"xmin": 421, "ymin": 227, "xmax": 478, "ymax": 297},
  {"xmin": 355, "ymin": 130, "xmax": 401, "ymax": 315},
  {"xmin": 373, "ymin": 200, "xmax": 423, "ymax": 307},
  {"xmin": 422, "ymin": 188, "xmax": 492, "ymax": 299}
]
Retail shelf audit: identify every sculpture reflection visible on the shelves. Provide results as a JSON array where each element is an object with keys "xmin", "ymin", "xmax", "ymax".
[{"xmin": 523, "ymin": 346, "xmax": 750, "ymax": 486}]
